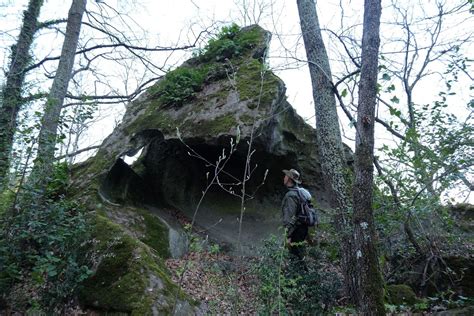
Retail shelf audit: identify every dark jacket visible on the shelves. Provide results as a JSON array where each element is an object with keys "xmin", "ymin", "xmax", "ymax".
[
  {"xmin": 281, "ymin": 186, "xmax": 301, "ymax": 236},
  {"xmin": 281, "ymin": 186, "xmax": 313, "ymax": 236}
]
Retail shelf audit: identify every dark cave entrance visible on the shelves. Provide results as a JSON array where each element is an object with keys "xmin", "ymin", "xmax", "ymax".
[{"xmin": 98, "ymin": 134, "xmax": 300, "ymax": 252}]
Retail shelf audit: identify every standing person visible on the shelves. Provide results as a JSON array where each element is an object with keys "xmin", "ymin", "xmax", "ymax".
[{"xmin": 281, "ymin": 168, "xmax": 312, "ymax": 263}]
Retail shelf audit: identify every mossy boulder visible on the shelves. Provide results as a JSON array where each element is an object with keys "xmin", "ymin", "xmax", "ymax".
[
  {"xmin": 79, "ymin": 215, "xmax": 195, "ymax": 315},
  {"xmin": 387, "ymin": 284, "xmax": 418, "ymax": 305}
]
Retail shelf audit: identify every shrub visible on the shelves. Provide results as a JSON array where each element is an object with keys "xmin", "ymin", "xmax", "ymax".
[
  {"xmin": 199, "ymin": 23, "xmax": 261, "ymax": 62},
  {"xmin": 150, "ymin": 66, "xmax": 207, "ymax": 107},
  {"xmin": 201, "ymin": 24, "xmax": 241, "ymax": 62},
  {"xmin": 0, "ymin": 163, "xmax": 93, "ymax": 313},
  {"xmin": 254, "ymin": 234, "xmax": 342, "ymax": 314},
  {"xmin": 148, "ymin": 24, "xmax": 264, "ymax": 108}
]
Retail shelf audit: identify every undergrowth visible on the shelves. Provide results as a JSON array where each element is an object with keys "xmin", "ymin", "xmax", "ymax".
[
  {"xmin": 254, "ymin": 234, "xmax": 342, "ymax": 314},
  {"xmin": 0, "ymin": 163, "xmax": 93, "ymax": 314}
]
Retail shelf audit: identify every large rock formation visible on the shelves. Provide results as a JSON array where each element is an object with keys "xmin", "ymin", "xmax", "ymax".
[
  {"xmin": 73, "ymin": 24, "xmax": 342, "ymax": 252},
  {"xmin": 71, "ymin": 24, "xmax": 347, "ymax": 314}
]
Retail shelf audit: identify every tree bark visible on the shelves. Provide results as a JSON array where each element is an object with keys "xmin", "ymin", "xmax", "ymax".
[
  {"xmin": 352, "ymin": 0, "xmax": 386, "ymax": 314},
  {"xmin": 32, "ymin": 0, "xmax": 87, "ymax": 190},
  {"xmin": 0, "ymin": 0, "xmax": 44, "ymax": 190},
  {"xmin": 296, "ymin": 0, "xmax": 359, "ymax": 303}
]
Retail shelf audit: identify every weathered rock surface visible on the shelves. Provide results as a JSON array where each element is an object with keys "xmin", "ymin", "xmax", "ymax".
[
  {"xmin": 70, "ymin": 24, "xmax": 345, "ymax": 314},
  {"xmin": 72, "ymin": 24, "xmax": 340, "ymax": 250}
]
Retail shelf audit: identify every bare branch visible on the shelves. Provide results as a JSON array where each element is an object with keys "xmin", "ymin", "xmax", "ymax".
[{"xmin": 56, "ymin": 145, "xmax": 100, "ymax": 160}]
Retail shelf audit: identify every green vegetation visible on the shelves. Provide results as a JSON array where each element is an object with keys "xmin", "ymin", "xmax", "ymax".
[
  {"xmin": 149, "ymin": 66, "xmax": 207, "ymax": 107},
  {"xmin": 255, "ymin": 234, "xmax": 341, "ymax": 314},
  {"xmin": 198, "ymin": 23, "xmax": 262, "ymax": 62},
  {"xmin": 145, "ymin": 24, "xmax": 268, "ymax": 111},
  {"xmin": 135, "ymin": 208, "xmax": 171, "ymax": 258},
  {"xmin": 239, "ymin": 113, "xmax": 256, "ymax": 125},
  {"xmin": 0, "ymin": 163, "xmax": 93, "ymax": 314},
  {"xmin": 235, "ymin": 59, "xmax": 279, "ymax": 109},
  {"xmin": 183, "ymin": 114, "xmax": 236, "ymax": 136},
  {"xmin": 46, "ymin": 161, "xmax": 69, "ymax": 198},
  {"xmin": 79, "ymin": 214, "xmax": 184, "ymax": 315},
  {"xmin": 387, "ymin": 284, "xmax": 417, "ymax": 305},
  {"xmin": 124, "ymin": 107, "xmax": 175, "ymax": 136}
]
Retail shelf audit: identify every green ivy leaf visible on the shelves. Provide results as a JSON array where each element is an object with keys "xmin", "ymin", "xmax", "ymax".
[
  {"xmin": 341, "ymin": 89, "xmax": 348, "ymax": 97},
  {"xmin": 376, "ymin": 83, "xmax": 382, "ymax": 93},
  {"xmin": 390, "ymin": 96, "xmax": 400, "ymax": 104},
  {"xmin": 389, "ymin": 108, "xmax": 401, "ymax": 117}
]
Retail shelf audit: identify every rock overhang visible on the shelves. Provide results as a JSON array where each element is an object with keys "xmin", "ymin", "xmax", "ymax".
[{"xmin": 71, "ymin": 24, "xmax": 340, "ymax": 254}]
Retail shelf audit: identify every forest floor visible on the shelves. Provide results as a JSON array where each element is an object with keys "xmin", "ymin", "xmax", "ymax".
[{"xmin": 165, "ymin": 251, "xmax": 261, "ymax": 314}]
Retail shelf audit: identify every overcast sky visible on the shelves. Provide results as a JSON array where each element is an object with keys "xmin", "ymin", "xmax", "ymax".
[{"xmin": 1, "ymin": 0, "xmax": 472, "ymax": 202}]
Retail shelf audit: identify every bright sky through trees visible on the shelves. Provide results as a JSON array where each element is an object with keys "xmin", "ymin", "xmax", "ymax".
[{"xmin": 1, "ymin": 0, "xmax": 472, "ymax": 203}]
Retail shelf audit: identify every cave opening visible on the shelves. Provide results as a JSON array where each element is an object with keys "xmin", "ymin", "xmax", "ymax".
[{"xmin": 99, "ymin": 134, "xmax": 300, "ymax": 252}]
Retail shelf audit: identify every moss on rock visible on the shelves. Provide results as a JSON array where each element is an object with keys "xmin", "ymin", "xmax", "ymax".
[
  {"xmin": 148, "ymin": 66, "xmax": 208, "ymax": 108},
  {"xmin": 79, "ymin": 215, "xmax": 186, "ymax": 315},
  {"xmin": 124, "ymin": 107, "xmax": 175, "ymax": 137},
  {"xmin": 387, "ymin": 284, "xmax": 418, "ymax": 305},
  {"xmin": 135, "ymin": 208, "xmax": 171, "ymax": 258},
  {"xmin": 120, "ymin": 24, "xmax": 278, "ymax": 142},
  {"xmin": 182, "ymin": 113, "xmax": 236, "ymax": 136},
  {"xmin": 235, "ymin": 59, "xmax": 279, "ymax": 109}
]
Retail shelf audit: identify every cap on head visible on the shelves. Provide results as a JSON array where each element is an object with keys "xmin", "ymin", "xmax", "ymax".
[{"xmin": 282, "ymin": 169, "xmax": 302, "ymax": 184}]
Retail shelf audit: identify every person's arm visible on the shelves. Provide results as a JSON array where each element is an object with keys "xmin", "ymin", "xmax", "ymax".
[{"xmin": 282, "ymin": 193, "xmax": 298, "ymax": 238}]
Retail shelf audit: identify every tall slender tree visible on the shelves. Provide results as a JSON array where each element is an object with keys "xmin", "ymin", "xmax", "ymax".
[
  {"xmin": 296, "ymin": 0, "xmax": 359, "ymax": 303},
  {"xmin": 0, "ymin": 0, "xmax": 44, "ymax": 190},
  {"xmin": 352, "ymin": 0, "xmax": 385, "ymax": 314},
  {"xmin": 31, "ymin": 0, "xmax": 87, "ymax": 191}
]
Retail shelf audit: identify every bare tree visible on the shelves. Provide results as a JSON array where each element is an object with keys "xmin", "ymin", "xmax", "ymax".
[
  {"xmin": 0, "ymin": 1, "xmax": 209, "ymax": 191},
  {"xmin": 0, "ymin": 0, "xmax": 44, "ymax": 190},
  {"xmin": 351, "ymin": 0, "xmax": 385, "ymax": 314},
  {"xmin": 296, "ymin": 0, "xmax": 359, "ymax": 304},
  {"xmin": 30, "ymin": 0, "xmax": 87, "ymax": 192}
]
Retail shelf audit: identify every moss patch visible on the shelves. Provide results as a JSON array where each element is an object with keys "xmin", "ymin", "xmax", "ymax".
[
  {"xmin": 79, "ymin": 215, "xmax": 184, "ymax": 315},
  {"xmin": 182, "ymin": 114, "xmax": 237, "ymax": 136},
  {"xmin": 235, "ymin": 59, "xmax": 280, "ymax": 109},
  {"xmin": 70, "ymin": 149, "xmax": 111, "ymax": 183},
  {"xmin": 387, "ymin": 284, "xmax": 417, "ymax": 305},
  {"xmin": 240, "ymin": 113, "xmax": 257, "ymax": 125},
  {"xmin": 135, "ymin": 208, "xmax": 171, "ymax": 258},
  {"xmin": 124, "ymin": 106, "xmax": 176, "ymax": 137}
]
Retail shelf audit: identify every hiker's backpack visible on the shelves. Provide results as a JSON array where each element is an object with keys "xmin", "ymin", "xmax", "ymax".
[{"xmin": 295, "ymin": 189, "xmax": 318, "ymax": 227}]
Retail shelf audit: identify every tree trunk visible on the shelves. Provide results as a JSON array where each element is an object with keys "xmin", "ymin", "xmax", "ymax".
[
  {"xmin": 352, "ymin": 0, "xmax": 386, "ymax": 314},
  {"xmin": 296, "ymin": 0, "xmax": 359, "ymax": 303},
  {"xmin": 0, "ymin": 0, "xmax": 44, "ymax": 190},
  {"xmin": 32, "ymin": 0, "xmax": 87, "ymax": 190}
]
